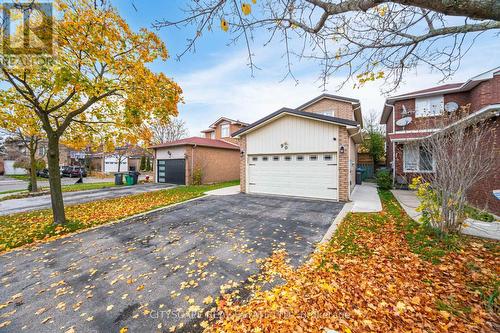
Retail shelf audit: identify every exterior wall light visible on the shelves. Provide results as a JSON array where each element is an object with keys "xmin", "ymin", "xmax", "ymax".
[{"xmin": 340, "ymin": 145, "xmax": 345, "ymax": 154}]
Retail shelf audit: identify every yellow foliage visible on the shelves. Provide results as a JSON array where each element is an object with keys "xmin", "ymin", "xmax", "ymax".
[
  {"xmin": 241, "ymin": 3, "xmax": 252, "ymax": 16},
  {"xmin": 220, "ymin": 18, "xmax": 229, "ymax": 32}
]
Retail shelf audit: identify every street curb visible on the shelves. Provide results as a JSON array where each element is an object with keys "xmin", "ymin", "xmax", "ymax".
[{"xmin": 0, "ymin": 194, "xmax": 208, "ymax": 257}]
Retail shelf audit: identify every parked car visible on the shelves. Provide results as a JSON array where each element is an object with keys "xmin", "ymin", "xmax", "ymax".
[
  {"xmin": 37, "ymin": 168, "xmax": 64, "ymax": 178},
  {"xmin": 62, "ymin": 166, "xmax": 87, "ymax": 178}
]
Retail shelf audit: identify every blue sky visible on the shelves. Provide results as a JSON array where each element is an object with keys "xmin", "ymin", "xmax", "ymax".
[{"xmin": 115, "ymin": 1, "xmax": 500, "ymax": 136}]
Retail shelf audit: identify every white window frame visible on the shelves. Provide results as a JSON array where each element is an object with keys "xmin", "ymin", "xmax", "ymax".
[
  {"xmin": 210, "ymin": 131, "xmax": 215, "ymax": 139},
  {"xmin": 415, "ymin": 95, "xmax": 444, "ymax": 118},
  {"xmin": 403, "ymin": 144, "xmax": 434, "ymax": 173},
  {"xmin": 319, "ymin": 109, "xmax": 335, "ymax": 117},
  {"xmin": 220, "ymin": 123, "xmax": 230, "ymax": 137}
]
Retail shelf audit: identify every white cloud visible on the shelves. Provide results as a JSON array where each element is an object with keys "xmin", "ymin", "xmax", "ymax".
[{"xmin": 175, "ymin": 44, "xmax": 500, "ymax": 135}]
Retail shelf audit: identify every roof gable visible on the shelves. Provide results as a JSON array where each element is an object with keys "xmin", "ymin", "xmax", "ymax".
[{"xmin": 232, "ymin": 108, "xmax": 359, "ymax": 137}]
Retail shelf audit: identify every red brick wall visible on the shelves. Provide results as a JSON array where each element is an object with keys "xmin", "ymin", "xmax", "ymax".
[
  {"xmin": 301, "ymin": 99, "xmax": 355, "ymax": 121},
  {"xmin": 191, "ymin": 146, "xmax": 240, "ymax": 184},
  {"xmin": 338, "ymin": 127, "xmax": 349, "ymax": 202},
  {"xmin": 466, "ymin": 118, "xmax": 500, "ymax": 215}
]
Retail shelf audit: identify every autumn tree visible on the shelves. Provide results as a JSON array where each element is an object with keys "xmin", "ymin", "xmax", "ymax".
[
  {"xmin": 0, "ymin": 103, "xmax": 46, "ymax": 192},
  {"xmin": 154, "ymin": 0, "xmax": 500, "ymax": 92},
  {"xmin": 145, "ymin": 117, "xmax": 189, "ymax": 144},
  {"xmin": 361, "ymin": 111, "xmax": 385, "ymax": 165},
  {"xmin": 0, "ymin": 0, "xmax": 182, "ymax": 224}
]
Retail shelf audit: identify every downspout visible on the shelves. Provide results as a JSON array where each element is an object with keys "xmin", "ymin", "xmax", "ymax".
[{"xmin": 385, "ymin": 102, "xmax": 396, "ymax": 185}]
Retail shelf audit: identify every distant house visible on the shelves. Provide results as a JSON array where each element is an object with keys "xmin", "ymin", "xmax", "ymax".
[
  {"xmin": 2, "ymin": 137, "xmax": 84, "ymax": 174},
  {"xmin": 89, "ymin": 145, "xmax": 152, "ymax": 174},
  {"xmin": 150, "ymin": 117, "xmax": 246, "ymax": 185},
  {"xmin": 380, "ymin": 67, "xmax": 500, "ymax": 214}
]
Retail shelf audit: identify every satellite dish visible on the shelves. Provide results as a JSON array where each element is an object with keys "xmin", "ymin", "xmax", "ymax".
[
  {"xmin": 445, "ymin": 101, "xmax": 459, "ymax": 113},
  {"xmin": 401, "ymin": 105, "xmax": 409, "ymax": 115},
  {"xmin": 396, "ymin": 116, "xmax": 412, "ymax": 127}
]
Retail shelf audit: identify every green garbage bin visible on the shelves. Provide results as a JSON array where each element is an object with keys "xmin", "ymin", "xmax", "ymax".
[{"xmin": 124, "ymin": 174, "xmax": 134, "ymax": 185}]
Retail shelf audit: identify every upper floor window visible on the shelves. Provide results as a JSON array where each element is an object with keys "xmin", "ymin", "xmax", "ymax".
[
  {"xmin": 415, "ymin": 96, "xmax": 444, "ymax": 118},
  {"xmin": 210, "ymin": 131, "xmax": 215, "ymax": 139},
  {"xmin": 319, "ymin": 109, "xmax": 334, "ymax": 117},
  {"xmin": 221, "ymin": 123, "xmax": 230, "ymax": 137}
]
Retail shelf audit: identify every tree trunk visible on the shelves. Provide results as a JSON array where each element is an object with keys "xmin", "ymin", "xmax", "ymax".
[
  {"xmin": 29, "ymin": 148, "xmax": 38, "ymax": 192},
  {"xmin": 47, "ymin": 134, "xmax": 66, "ymax": 225}
]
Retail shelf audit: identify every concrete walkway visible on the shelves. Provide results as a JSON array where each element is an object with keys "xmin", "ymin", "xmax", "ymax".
[
  {"xmin": 350, "ymin": 182, "xmax": 382, "ymax": 213},
  {"xmin": 205, "ymin": 185, "xmax": 240, "ymax": 196},
  {"xmin": 392, "ymin": 189, "xmax": 500, "ymax": 240},
  {"xmin": 0, "ymin": 183, "xmax": 175, "ymax": 216}
]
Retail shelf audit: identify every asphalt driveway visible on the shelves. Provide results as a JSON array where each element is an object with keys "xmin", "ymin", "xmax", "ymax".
[{"xmin": 0, "ymin": 194, "xmax": 343, "ymax": 333}]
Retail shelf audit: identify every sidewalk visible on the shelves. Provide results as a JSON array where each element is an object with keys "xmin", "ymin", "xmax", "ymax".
[
  {"xmin": 0, "ymin": 183, "xmax": 175, "ymax": 216},
  {"xmin": 392, "ymin": 189, "xmax": 500, "ymax": 241},
  {"xmin": 350, "ymin": 182, "xmax": 382, "ymax": 213}
]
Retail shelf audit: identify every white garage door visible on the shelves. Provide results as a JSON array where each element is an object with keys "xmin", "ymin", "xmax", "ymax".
[{"xmin": 247, "ymin": 153, "xmax": 338, "ymax": 200}]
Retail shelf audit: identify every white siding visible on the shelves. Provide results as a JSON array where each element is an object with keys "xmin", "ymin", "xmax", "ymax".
[
  {"xmin": 4, "ymin": 160, "xmax": 27, "ymax": 175},
  {"xmin": 246, "ymin": 115, "xmax": 339, "ymax": 155},
  {"xmin": 155, "ymin": 146, "xmax": 186, "ymax": 159}
]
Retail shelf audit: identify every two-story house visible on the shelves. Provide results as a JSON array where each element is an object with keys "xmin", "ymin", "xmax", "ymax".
[
  {"xmin": 380, "ymin": 67, "xmax": 500, "ymax": 214},
  {"xmin": 233, "ymin": 94, "xmax": 363, "ymax": 202},
  {"xmin": 201, "ymin": 117, "xmax": 249, "ymax": 145},
  {"xmin": 149, "ymin": 117, "xmax": 247, "ymax": 185}
]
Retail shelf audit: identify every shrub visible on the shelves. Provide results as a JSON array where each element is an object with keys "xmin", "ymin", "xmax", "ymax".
[
  {"xmin": 375, "ymin": 169, "xmax": 392, "ymax": 190},
  {"xmin": 192, "ymin": 167, "xmax": 203, "ymax": 185}
]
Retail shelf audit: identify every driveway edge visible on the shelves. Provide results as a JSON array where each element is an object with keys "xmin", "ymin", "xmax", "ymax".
[
  {"xmin": 0, "ymin": 194, "xmax": 208, "ymax": 257},
  {"xmin": 320, "ymin": 202, "xmax": 353, "ymax": 244}
]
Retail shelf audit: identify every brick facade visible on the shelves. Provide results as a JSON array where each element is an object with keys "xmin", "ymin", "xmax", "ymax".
[
  {"xmin": 383, "ymin": 70, "xmax": 500, "ymax": 214},
  {"xmin": 338, "ymin": 127, "xmax": 350, "ymax": 201},
  {"xmin": 301, "ymin": 99, "xmax": 355, "ymax": 121},
  {"xmin": 191, "ymin": 146, "xmax": 240, "ymax": 184}
]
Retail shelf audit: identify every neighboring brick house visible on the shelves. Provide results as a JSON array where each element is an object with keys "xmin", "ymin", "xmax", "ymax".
[
  {"xmin": 380, "ymin": 67, "xmax": 500, "ymax": 214},
  {"xmin": 200, "ymin": 117, "xmax": 248, "ymax": 145},
  {"xmin": 150, "ymin": 137, "xmax": 240, "ymax": 185},
  {"xmin": 233, "ymin": 94, "xmax": 363, "ymax": 202},
  {"xmin": 149, "ymin": 117, "xmax": 246, "ymax": 185},
  {"xmin": 1, "ymin": 137, "xmax": 83, "ymax": 174}
]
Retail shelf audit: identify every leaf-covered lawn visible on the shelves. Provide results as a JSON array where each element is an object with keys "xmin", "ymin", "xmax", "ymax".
[
  {"xmin": 0, "ymin": 181, "xmax": 239, "ymax": 253},
  {"xmin": 206, "ymin": 190, "xmax": 499, "ymax": 332},
  {"xmin": 0, "ymin": 182, "xmax": 118, "ymax": 201}
]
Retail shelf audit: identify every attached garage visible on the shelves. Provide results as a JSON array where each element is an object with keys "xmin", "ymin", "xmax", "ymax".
[
  {"xmin": 233, "ymin": 106, "xmax": 363, "ymax": 202},
  {"xmin": 248, "ymin": 153, "xmax": 338, "ymax": 200}
]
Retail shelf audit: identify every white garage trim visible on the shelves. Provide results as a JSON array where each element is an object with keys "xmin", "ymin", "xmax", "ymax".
[{"xmin": 246, "ymin": 153, "xmax": 338, "ymax": 200}]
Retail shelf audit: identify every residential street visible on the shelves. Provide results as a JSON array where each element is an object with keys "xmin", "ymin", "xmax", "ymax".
[
  {"xmin": 0, "ymin": 194, "xmax": 342, "ymax": 333},
  {"xmin": 0, "ymin": 175, "xmax": 149, "ymax": 193},
  {"xmin": 0, "ymin": 183, "xmax": 175, "ymax": 216}
]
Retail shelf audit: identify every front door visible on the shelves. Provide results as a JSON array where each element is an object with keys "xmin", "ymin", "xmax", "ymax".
[{"xmin": 157, "ymin": 159, "xmax": 186, "ymax": 185}]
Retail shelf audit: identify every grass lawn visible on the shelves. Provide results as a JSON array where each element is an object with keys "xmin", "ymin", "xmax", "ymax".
[
  {"xmin": 0, "ymin": 180, "xmax": 239, "ymax": 252},
  {"xmin": 0, "ymin": 182, "xmax": 119, "ymax": 201},
  {"xmin": 7, "ymin": 174, "xmax": 46, "ymax": 181},
  {"xmin": 205, "ymin": 190, "xmax": 499, "ymax": 333}
]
